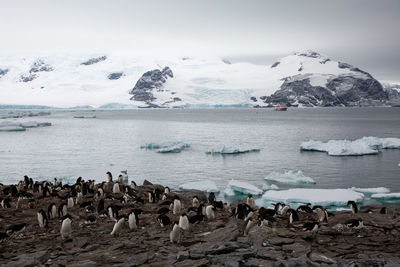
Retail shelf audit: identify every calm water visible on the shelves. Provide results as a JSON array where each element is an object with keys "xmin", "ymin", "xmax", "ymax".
[{"xmin": 0, "ymin": 108, "xmax": 400, "ymax": 194}]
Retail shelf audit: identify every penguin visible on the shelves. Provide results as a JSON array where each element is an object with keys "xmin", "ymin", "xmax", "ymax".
[
  {"xmin": 148, "ymin": 192, "xmax": 155, "ymax": 203},
  {"xmin": 157, "ymin": 214, "xmax": 171, "ymax": 227},
  {"xmin": 98, "ymin": 188, "xmax": 104, "ymax": 198},
  {"xmin": 42, "ymin": 186, "xmax": 50, "ymax": 197},
  {"xmin": 170, "ymin": 222, "xmax": 181, "ymax": 243},
  {"xmin": 273, "ymin": 203, "xmax": 283, "ymax": 213},
  {"xmin": 188, "ymin": 214, "xmax": 205, "ymax": 224},
  {"xmin": 235, "ymin": 203, "xmax": 253, "ymax": 220},
  {"xmin": 0, "ymin": 232, "xmax": 8, "ymax": 242},
  {"xmin": 243, "ymin": 218, "xmax": 255, "ymax": 236},
  {"xmin": 85, "ymin": 205, "xmax": 96, "ymax": 213},
  {"xmin": 315, "ymin": 207, "xmax": 328, "ymax": 222},
  {"xmin": 37, "ymin": 209, "xmax": 48, "ymax": 228},
  {"xmin": 347, "ymin": 201, "xmax": 358, "ymax": 214},
  {"xmin": 179, "ymin": 213, "xmax": 190, "ymax": 231},
  {"xmin": 246, "ymin": 194, "xmax": 255, "ymax": 207},
  {"xmin": 157, "ymin": 207, "xmax": 170, "ymax": 214},
  {"xmin": 108, "ymin": 205, "xmax": 122, "ymax": 219},
  {"xmin": 16, "ymin": 197, "xmax": 22, "ymax": 209},
  {"xmin": 97, "ymin": 199, "xmax": 105, "ymax": 214},
  {"xmin": 257, "ymin": 215, "xmax": 276, "ymax": 227},
  {"xmin": 259, "ymin": 207, "xmax": 276, "ymax": 218},
  {"xmin": 80, "ymin": 201, "xmax": 92, "ymax": 208},
  {"xmin": 6, "ymin": 223, "xmax": 26, "ymax": 234},
  {"xmin": 107, "ymin": 172, "xmax": 113, "ymax": 182},
  {"xmin": 58, "ymin": 203, "xmax": 68, "ymax": 218},
  {"xmin": 344, "ymin": 218, "xmax": 363, "ymax": 229},
  {"xmin": 297, "ymin": 203, "xmax": 313, "ymax": 213},
  {"xmin": 302, "ymin": 222, "xmax": 319, "ymax": 233},
  {"xmin": 380, "ymin": 207, "xmax": 387, "ymax": 214},
  {"xmin": 280, "ymin": 204, "xmax": 290, "ymax": 216},
  {"xmin": 54, "ymin": 177, "xmax": 60, "ymax": 187},
  {"xmin": 160, "ymin": 200, "xmax": 172, "ymax": 206},
  {"xmin": 76, "ymin": 176, "xmax": 82, "ymax": 184},
  {"xmin": 85, "ymin": 214, "xmax": 97, "ymax": 224},
  {"xmin": 67, "ymin": 197, "xmax": 74, "ymax": 208},
  {"xmin": 128, "ymin": 210, "xmax": 139, "ymax": 230},
  {"xmin": 206, "ymin": 205, "xmax": 216, "ymax": 220},
  {"xmin": 110, "ymin": 217, "xmax": 125, "ymax": 236},
  {"xmin": 118, "ymin": 175, "xmax": 124, "ymax": 184},
  {"xmin": 192, "ymin": 196, "xmax": 200, "ymax": 208},
  {"xmin": 208, "ymin": 192, "xmax": 216, "ymax": 205},
  {"xmin": 213, "ymin": 201, "xmax": 224, "ymax": 209},
  {"xmin": 173, "ymin": 198, "xmax": 182, "ymax": 215},
  {"xmin": 1, "ymin": 198, "xmax": 11, "ymax": 208},
  {"xmin": 60, "ymin": 216, "xmax": 72, "ymax": 239},
  {"xmin": 113, "ymin": 183, "xmax": 120, "ymax": 194},
  {"xmin": 28, "ymin": 199, "xmax": 36, "ymax": 209},
  {"xmin": 287, "ymin": 209, "xmax": 299, "ymax": 224},
  {"xmin": 130, "ymin": 181, "xmax": 136, "ymax": 189},
  {"xmin": 164, "ymin": 186, "xmax": 170, "ymax": 194},
  {"xmin": 76, "ymin": 192, "xmax": 83, "ymax": 204}
]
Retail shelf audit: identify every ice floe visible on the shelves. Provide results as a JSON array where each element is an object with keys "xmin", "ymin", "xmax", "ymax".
[
  {"xmin": 206, "ymin": 143, "xmax": 260, "ymax": 155},
  {"xmin": 371, "ymin": 193, "xmax": 400, "ymax": 200},
  {"xmin": 224, "ymin": 180, "xmax": 262, "ymax": 196},
  {"xmin": 261, "ymin": 188, "xmax": 364, "ymax": 206},
  {"xmin": 0, "ymin": 120, "xmax": 51, "ymax": 131},
  {"xmin": 300, "ymin": 137, "xmax": 400, "ymax": 156},
  {"xmin": 178, "ymin": 180, "xmax": 219, "ymax": 193},
  {"xmin": 141, "ymin": 141, "xmax": 190, "ymax": 153},
  {"xmin": 262, "ymin": 183, "xmax": 280, "ymax": 190},
  {"xmin": 350, "ymin": 187, "xmax": 390, "ymax": 194},
  {"xmin": 265, "ymin": 170, "xmax": 316, "ymax": 185},
  {"xmin": 73, "ymin": 115, "xmax": 96, "ymax": 118}
]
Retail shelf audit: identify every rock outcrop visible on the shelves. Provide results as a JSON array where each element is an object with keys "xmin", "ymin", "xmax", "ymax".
[
  {"xmin": 107, "ymin": 72, "xmax": 123, "ymax": 80},
  {"xmin": 81, "ymin": 56, "xmax": 107, "ymax": 66},
  {"xmin": 19, "ymin": 59, "xmax": 54, "ymax": 82}
]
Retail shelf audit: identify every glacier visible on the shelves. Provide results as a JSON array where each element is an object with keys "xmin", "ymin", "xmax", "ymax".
[
  {"xmin": 300, "ymin": 137, "xmax": 400, "ymax": 156},
  {"xmin": 224, "ymin": 180, "xmax": 263, "ymax": 196},
  {"xmin": 140, "ymin": 141, "xmax": 190, "ymax": 153},
  {"xmin": 261, "ymin": 188, "xmax": 364, "ymax": 206},
  {"xmin": 206, "ymin": 143, "xmax": 260, "ymax": 155},
  {"xmin": 178, "ymin": 180, "xmax": 219, "ymax": 193},
  {"xmin": 264, "ymin": 170, "xmax": 316, "ymax": 185}
]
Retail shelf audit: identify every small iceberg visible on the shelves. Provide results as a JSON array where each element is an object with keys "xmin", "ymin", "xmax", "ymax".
[
  {"xmin": 141, "ymin": 141, "xmax": 190, "ymax": 153},
  {"xmin": 265, "ymin": 170, "xmax": 316, "ymax": 185},
  {"xmin": 206, "ymin": 143, "xmax": 260, "ymax": 155},
  {"xmin": 0, "ymin": 120, "xmax": 51, "ymax": 131},
  {"xmin": 262, "ymin": 183, "xmax": 280, "ymax": 190},
  {"xmin": 261, "ymin": 188, "xmax": 364, "ymax": 206},
  {"xmin": 179, "ymin": 180, "xmax": 219, "ymax": 193},
  {"xmin": 73, "ymin": 115, "xmax": 96, "ymax": 118},
  {"xmin": 0, "ymin": 125, "xmax": 26, "ymax": 132},
  {"xmin": 224, "ymin": 180, "xmax": 262, "ymax": 196},
  {"xmin": 350, "ymin": 187, "xmax": 390, "ymax": 194},
  {"xmin": 300, "ymin": 137, "xmax": 400, "ymax": 156},
  {"xmin": 371, "ymin": 193, "xmax": 400, "ymax": 200}
]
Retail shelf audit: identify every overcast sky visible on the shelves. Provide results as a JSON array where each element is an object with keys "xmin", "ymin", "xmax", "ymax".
[{"xmin": 1, "ymin": 0, "xmax": 399, "ymax": 80}]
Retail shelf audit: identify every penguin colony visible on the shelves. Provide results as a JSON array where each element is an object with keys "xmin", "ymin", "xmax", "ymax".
[{"xmin": 0, "ymin": 174, "xmax": 389, "ymax": 245}]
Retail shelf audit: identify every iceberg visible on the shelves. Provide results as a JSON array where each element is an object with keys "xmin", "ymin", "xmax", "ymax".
[
  {"xmin": 261, "ymin": 188, "xmax": 364, "ymax": 206},
  {"xmin": 265, "ymin": 170, "xmax": 316, "ymax": 185},
  {"xmin": 178, "ymin": 180, "xmax": 219, "ymax": 193},
  {"xmin": 300, "ymin": 137, "xmax": 400, "ymax": 156},
  {"xmin": 0, "ymin": 125, "xmax": 26, "ymax": 132},
  {"xmin": 206, "ymin": 143, "xmax": 260, "ymax": 155},
  {"xmin": 350, "ymin": 187, "xmax": 390, "ymax": 194},
  {"xmin": 141, "ymin": 141, "xmax": 190, "ymax": 153},
  {"xmin": 262, "ymin": 183, "xmax": 280, "ymax": 190},
  {"xmin": 225, "ymin": 180, "xmax": 263, "ymax": 196},
  {"xmin": 0, "ymin": 120, "xmax": 51, "ymax": 131},
  {"xmin": 73, "ymin": 115, "xmax": 96, "ymax": 118},
  {"xmin": 371, "ymin": 193, "xmax": 400, "ymax": 200}
]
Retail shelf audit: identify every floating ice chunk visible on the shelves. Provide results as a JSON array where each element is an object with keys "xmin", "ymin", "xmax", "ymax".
[
  {"xmin": 371, "ymin": 193, "xmax": 400, "ymax": 200},
  {"xmin": 0, "ymin": 125, "xmax": 26, "ymax": 132},
  {"xmin": 263, "ymin": 183, "xmax": 280, "ymax": 190},
  {"xmin": 73, "ymin": 115, "xmax": 96, "ymax": 118},
  {"xmin": 179, "ymin": 180, "xmax": 219, "ymax": 193},
  {"xmin": 141, "ymin": 141, "xmax": 190, "ymax": 153},
  {"xmin": 0, "ymin": 120, "xmax": 50, "ymax": 131},
  {"xmin": 206, "ymin": 143, "xmax": 260, "ymax": 155},
  {"xmin": 225, "ymin": 180, "xmax": 262, "ymax": 196},
  {"xmin": 265, "ymin": 170, "xmax": 316, "ymax": 185},
  {"xmin": 261, "ymin": 188, "xmax": 364, "ymax": 206},
  {"xmin": 350, "ymin": 187, "xmax": 390, "ymax": 194},
  {"xmin": 300, "ymin": 137, "xmax": 400, "ymax": 156},
  {"xmin": 20, "ymin": 121, "xmax": 52, "ymax": 128}
]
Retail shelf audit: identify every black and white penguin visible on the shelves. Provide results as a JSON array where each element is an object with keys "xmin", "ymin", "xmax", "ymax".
[
  {"xmin": 344, "ymin": 218, "xmax": 363, "ymax": 229},
  {"xmin": 97, "ymin": 199, "xmax": 105, "ymax": 214},
  {"xmin": 235, "ymin": 203, "xmax": 254, "ymax": 220},
  {"xmin": 164, "ymin": 186, "xmax": 170, "ymax": 194},
  {"xmin": 128, "ymin": 209, "xmax": 141, "ymax": 230},
  {"xmin": 79, "ymin": 201, "xmax": 92, "ymax": 209},
  {"xmin": 280, "ymin": 204, "xmax": 291, "ymax": 215},
  {"xmin": 6, "ymin": 223, "xmax": 26, "ymax": 234},
  {"xmin": 315, "ymin": 207, "xmax": 328, "ymax": 222},
  {"xmin": 42, "ymin": 186, "xmax": 51, "ymax": 197},
  {"xmin": 157, "ymin": 214, "xmax": 171, "ymax": 227},
  {"xmin": 113, "ymin": 183, "xmax": 120, "ymax": 194},
  {"xmin": 60, "ymin": 215, "xmax": 72, "ymax": 239},
  {"xmin": 85, "ymin": 214, "xmax": 97, "ymax": 224},
  {"xmin": 192, "ymin": 196, "xmax": 200, "ymax": 208},
  {"xmin": 246, "ymin": 194, "xmax": 255, "ymax": 207},
  {"xmin": 206, "ymin": 205, "xmax": 216, "ymax": 220},
  {"xmin": 161, "ymin": 193, "xmax": 168, "ymax": 201},
  {"xmin": 108, "ymin": 205, "xmax": 119, "ymax": 219},
  {"xmin": 347, "ymin": 201, "xmax": 358, "ymax": 214},
  {"xmin": 188, "ymin": 214, "xmax": 205, "ymax": 224},
  {"xmin": 259, "ymin": 207, "xmax": 276, "ymax": 218},
  {"xmin": 85, "ymin": 205, "xmax": 96, "ymax": 213},
  {"xmin": 1, "ymin": 198, "xmax": 11, "ymax": 208},
  {"xmin": 67, "ymin": 197, "xmax": 74, "ymax": 208},
  {"xmin": 208, "ymin": 192, "xmax": 216, "ymax": 205},
  {"xmin": 179, "ymin": 213, "xmax": 190, "ymax": 231},
  {"xmin": 37, "ymin": 209, "xmax": 48, "ymax": 228},
  {"xmin": 75, "ymin": 192, "xmax": 83, "ymax": 204},
  {"xmin": 243, "ymin": 218, "xmax": 255, "ymax": 236},
  {"xmin": 257, "ymin": 215, "xmax": 276, "ymax": 227},
  {"xmin": 380, "ymin": 207, "xmax": 387, "ymax": 214},
  {"xmin": 214, "ymin": 201, "xmax": 224, "ymax": 209},
  {"xmin": 130, "ymin": 181, "xmax": 137, "ymax": 189},
  {"xmin": 274, "ymin": 203, "xmax": 283, "ymax": 213},
  {"xmin": 58, "ymin": 203, "xmax": 68, "ymax": 218},
  {"xmin": 110, "ymin": 217, "xmax": 125, "ymax": 236},
  {"xmin": 170, "ymin": 222, "xmax": 181, "ymax": 243},
  {"xmin": 297, "ymin": 203, "xmax": 313, "ymax": 213},
  {"xmin": 107, "ymin": 172, "xmax": 113, "ymax": 183},
  {"xmin": 118, "ymin": 175, "xmax": 124, "ymax": 184},
  {"xmin": 287, "ymin": 209, "xmax": 299, "ymax": 224},
  {"xmin": 157, "ymin": 207, "xmax": 170, "ymax": 214},
  {"xmin": 173, "ymin": 197, "xmax": 182, "ymax": 215},
  {"xmin": 97, "ymin": 188, "xmax": 104, "ymax": 198},
  {"xmin": 302, "ymin": 222, "xmax": 319, "ymax": 233},
  {"xmin": 148, "ymin": 192, "xmax": 155, "ymax": 203}
]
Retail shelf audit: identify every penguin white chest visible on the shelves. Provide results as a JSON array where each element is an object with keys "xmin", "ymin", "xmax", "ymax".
[{"xmin": 60, "ymin": 218, "xmax": 72, "ymax": 239}]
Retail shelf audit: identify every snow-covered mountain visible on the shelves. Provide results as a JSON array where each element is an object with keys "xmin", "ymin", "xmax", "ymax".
[{"xmin": 0, "ymin": 51, "xmax": 389, "ymax": 108}]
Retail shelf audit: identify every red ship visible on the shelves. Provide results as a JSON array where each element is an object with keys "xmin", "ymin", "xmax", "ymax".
[{"xmin": 274, "ymin": 105, "xmax": 287, "ymax": 111}]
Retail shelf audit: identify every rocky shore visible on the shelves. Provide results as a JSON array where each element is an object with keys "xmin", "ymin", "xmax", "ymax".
[{"xmin": 1, "ymin": 180, "xmax": 400, "ymax": 267}]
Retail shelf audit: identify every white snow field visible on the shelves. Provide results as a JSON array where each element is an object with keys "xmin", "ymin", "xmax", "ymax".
[
  {"xmin": 300, "ymin": 137, "xmax": 400, "ymax": 156},
  {"xmin": 261, "ymin": 188, "xmax": 364, "ymax": 206},
  {"xmin": 0, "ymin": 50, "xmax": 373, "ymax": 108},
  {"xmin": 264, "ymin": 170, "xmax": 316, "ymax": 185},
  {"xmin": 224, "ymin": 180, "xmax": 263, "ymax": 196},
  {"xmin": 178, "ymin": 180, "xmax": 219, "ymax": 193}
]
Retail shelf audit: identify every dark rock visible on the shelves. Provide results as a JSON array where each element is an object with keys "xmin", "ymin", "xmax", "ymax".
[
  {"xmin": 267, "ymin": 237, "xmax": 295, "ymax": 246},
  {"xmin": 174, "ymin": 258, "xmax": 209, "ymax": 267},
  {"xmin": 256, "ymin": 249, "xmax": 284, "ymax": 261},
  {"xmin": 81, "ymin": 56, "xmax": 107, "ymax": 65},
  {"xmin": 309, "ymin": 253, "xmax": 336, "ymax": 264},
  {"xmin": 250, "ymin": 96, "xmax": 257, "ymax": 102},
  {"xmin": 282, "ymin": 243, "xmax": 310, "ymax": 257},
  {"xmin": 20, "ymin": 73, "xmax": 38, "ymax": 82},
  {"xmin": 189, "ymin": 250, "xmax": 206, "ymax": 259},
  {"xmin": 0, "ymin": 68, "xmax": 9, "ymax": 78},
  {"xmin": 222, "ymin": 59, "xmax": 232, "ymax": 65},
  {"xmin": 107, "ymin": 72, "xmax": 123, "ymax": 80},
  {"xmin": 8, "ymin": 250, "xmax": 49, "ymax": 267},
  {"xmin": 244, "ymin": 257, "xmax": 275, "ymax": 267},
  {"xmin": 177, "ymin": 251, "xmax": 189, "ymax": 261},
  {"xmin": 271, "ymin": 61, "xmax": 280, "ymax": 68},
  {"xmin": 143, "ymin": 179, "xmax": 153, "ymax": 186},
  {"xmin": 29, "ymin": 59, "xmax": 54, "ymax": 73},
  {"xmin": 336, "ymin": 258, "xmax": 386, "ymax": 267}
]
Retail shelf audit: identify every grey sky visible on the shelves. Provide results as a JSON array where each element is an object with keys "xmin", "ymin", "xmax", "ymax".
[{"xmin": 1, "ymin": 0, "xmax": 399, "ymax": 80}]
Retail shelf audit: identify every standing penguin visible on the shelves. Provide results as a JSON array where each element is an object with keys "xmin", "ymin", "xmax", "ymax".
[
  {"xmin": 107, "ymin": 172, "xmax": 113, "ymax": 182},
  {"xmin": 179, "ymin": 213, "xmax": 190, "ymax": 231},
  {"xmin": 246, "ymin": 194, "xmax": 255, "ymax": 207},
  {"xmin": 148, "ymin": 192, "xmax": 155, "ymax": 203},
  {"xmin": 76, "ymin": 192, "xmax": 83, "ymax": 204},
  {"xmin": 58, "ymin": 203, "xmax": 68, "ymax": 218},
  {"xmin": 130, "ymin": 181, "xmax": 136, "ymax": 189},
  {"xmin": 173, "ymin": 198, "xmax": 182, "ymax": 215},
  {"xmin": 347, "ymin": 201, "xmax": 358, "ymax": 214},
  {"xmin": 287, "ymin": 209, "xmax": 299, "ymax": 224},
  {"xmin": 67, "ymin": 197, "xmax": 74, "ymax": 208},
  {"xmin": 118, "ymin": 175, "xmax": 124, "ymax": 184},
  {"xmin": 113, "ymin": 183, "xmax": 120, "ymax": 194},
  {"xmin": 164, "ymin": 187, "xmax": 170, "ymax": 194},
  {"xmin": 60, "ymin": 215, "xmax": 72, "ymax": 239},
  {"xmin": 208, "ymin": 192, "xmax": 216, "ymax": 205},
  {"xmin": 243, "ymin": 218, "xmax": 255, "ymax": 236},
  {"xmin": 37, "ymin": 209, "xmax": 48, "ymax": 228},
  {"xmin": 280, "ymin": 204, "xmax": 291, "ymax": 216},
  {"xmin": 128, "ymin": 210, "xmax": 141, "ymax": 230},
  {"xmin": 206, "ymin": 205, "xmax": 216, "ymax": 220},
  {"xmin": 110, "ymin": 217, "xmax": 125, "ymax": 236},
  {"xmin": 48, "ymin": 203, "xmax": 57, "ymax": 219},
  {"xmin": 157, "ymin": 214, "xmax": 171, "ymax": 227},
  {"xmin": 192, "ymin": 196, "xmax": 200, "ymax": 208},
  {"xmin": 170, "ymin": 222, "xmax": 181, "ymax": 243},
  {"xmin": 315, "ymin": 207, "xmax": 328, "ymax": 222}
]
